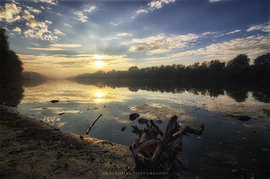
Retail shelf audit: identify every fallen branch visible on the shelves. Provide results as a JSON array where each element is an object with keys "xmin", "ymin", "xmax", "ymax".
[{"xmin": 86, "ymin": 114, "xmax": 102, "ymax": 134}]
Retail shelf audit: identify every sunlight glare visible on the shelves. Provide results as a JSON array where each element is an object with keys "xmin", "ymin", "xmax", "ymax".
[
  {"xmin": 93, "ymin": 60, "xmax": 105, "ymax": 68},
  {"xmin": 95, "ymin": 92, "xmax": 104, "ymax": 98},
  {"xmin": 94, "ymin": 55, "xmax": 104, "ymax": 60},
  {"xmin": 95, "ymin": 92, "xmax": 104, "ymax": 103}
]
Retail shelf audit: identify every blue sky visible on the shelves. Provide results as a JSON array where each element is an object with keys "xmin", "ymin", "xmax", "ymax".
[{"xmin": 1, "ymin": 0, "xmax": 269, "ymax": 78}]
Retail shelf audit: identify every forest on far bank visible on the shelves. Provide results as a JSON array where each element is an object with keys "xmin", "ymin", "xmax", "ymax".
[{"xmin": 71, "ymin": 53, "xmax": 270, "ymax": 80}]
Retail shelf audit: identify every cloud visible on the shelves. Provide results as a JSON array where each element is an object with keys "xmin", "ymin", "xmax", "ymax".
[
  {"xmin": 54, "ymin": 29, "xmax": 65, "ymax": 35},
  {"xmin": 64, "ymin": 23, "xmax": 72, "ymax": 27},
  {"xmin": 130, "ymin": 34, "xmax": 167, "ymax": 44},
  {"xmin": 36, "ymin": 0, "xmax": 58, "ymax": 5},
  {"xmin": 26, "ymin": 6, "xmax": 41, "ymax": 14},
  {"xmin": 212, "ymin": 30, "xmax": 241, "ymax": 38},
  {"xmin": 73, "ymin": 5, "xmax": 98, "ymax": 23},
  {"xmin": 50, "ymin": 44, "xmax": 81, "ymax": 48},
  {"xmin": 21, "ymin": 10, "xmax": 57, "ymax": 41},
  {"xmin": 129, "ymin": 33, "xmax": 199, "ymax": 54},
  {"xmin": 171, "ymin": 35, "xmax": 270, "ymax": 59},
  {"xmin": 0, "ymin": 2, "xmax": 21, "ymax": 23},
  {"xmin": 28, "ymin": 47, "xmax": 63, "ymax": 51},
  {"xmin": 22, "ymin": 10, "xmax": 45, "ymax": 28},
  {"xmin": 201, "ymin": 31, "xmax": 219, "ymax": 36},
  {"xmin": 133, "ymin": 0, "xmax": 175, "ymax": 19},
  {"xmin": 148, "ymin": 0, "xmax": 175, "ymax": 11},
  {"xmin": 28, "ymin": 43, "xmax": 81, "ymax": 51},
  {"xmin": 84, "ymin": 5, "xmax": 97, "ymax": 13},
  {"xmin": 116, "ymin": 32, "xmax": 133, "ymax": 37},
  {"xmin": 209, "ymin": 0, "xmax": 223, "ymax": 2},
  {"xmin": 12, "ymin": 26, "xmax": 21, "ymax": 33},
  {"xmin": 24, "ymin": 28, "xmax": 58, "ymax": 41},
  {"xmin": 74, "ymin": 11, "xmax": 87, "ymax": 23},
  {"xmin": 225, "ymin": 30, "xmax": 241, "ymax": 35},
  {"xmin": 136, "ymin": 9, "xmax": 148, "ymax": 14},
  {"xmin": 110, "ymin": 21, "xmax": 121, "ymax": 26},
  {"xmin": 247, "ymin": 22, "xmax": 270, "ymax": 32},
  {"xmin": 45, "ymin": 20, "xmax": 52, "ymax": 24}
]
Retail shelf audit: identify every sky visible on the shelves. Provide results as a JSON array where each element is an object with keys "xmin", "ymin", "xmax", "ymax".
[{"xmin": 0, "ymin": 0, "xmax": 269, "ymax": 78}]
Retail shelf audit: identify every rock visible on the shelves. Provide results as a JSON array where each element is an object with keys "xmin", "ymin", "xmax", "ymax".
[
  {"xmin": 138, "ymin": 118, "xmax": 149, "ymax": 124},
  {"xmin": 179, "ymin": 122, "xmax": 204, "ymax": 135},
  {"xmin": 121, "ymin": 127, "xmax": 126, "ymax": 131},
  {"xmin": 50, "ymin": 100, "xmax": 59, "ymax": 103},
  {"xmin": 228, "ymin": 115, "xmax": 251, "ymax": 121},
  {"xmin": 59, "ymin": 113, "xmax": 65, "ymax": 115},
  {"xmin": 129, "ymin": 113, "xmax": 140, "ymax": 121}
]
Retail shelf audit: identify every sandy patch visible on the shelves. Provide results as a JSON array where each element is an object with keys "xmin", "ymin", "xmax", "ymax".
[{"xmin": 0, "ymin": 105, "xmax": 133, "ymax": 179}]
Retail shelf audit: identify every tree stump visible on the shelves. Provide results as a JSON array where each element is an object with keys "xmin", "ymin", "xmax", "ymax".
[{"xmin": 129, "ymin": 115, "xmax": 204, "ymax": 177}]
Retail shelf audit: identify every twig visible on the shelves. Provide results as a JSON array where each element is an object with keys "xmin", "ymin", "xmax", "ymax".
[{"xmin": 86, "ymin": 114, "xmax": 102, "ymax": 134}]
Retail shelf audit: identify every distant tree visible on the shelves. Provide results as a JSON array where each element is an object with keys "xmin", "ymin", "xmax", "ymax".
[
  {"xmin": 225, "ymin": 54, "xmax": 250, "ymax": 79},
  {"xmin": 22, "ymin": 71, "xmax": 48, "ymax": 80},
  {"xmin": 226, "ymin": 54, "xmax": 250, "ymax": 68},
  {"xmin": 72, "ymin": 53, "xmax": 269, "ymax": 80},
  {"xmin": 254, "ymin": 53, "xmax": 270, "ymax": 66},
  {"xmin": 128, "ymin": 66, "xmax": 140, "ymax": 79},
  {"xmin": 252, "ymin": 53, "xmax": 270, "ymax": 79},
  {"xmin": 207, "ymin": 60, "xmax": 225, "ymax": 79},
  {"xmin": 0, "ymin": 27, "xmax": 23, "ymax": 84}
]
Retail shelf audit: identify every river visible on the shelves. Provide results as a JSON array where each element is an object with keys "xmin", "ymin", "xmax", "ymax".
[{"xmin": 2, "ymin": 79, "xmax": 269, "ymax": 178}]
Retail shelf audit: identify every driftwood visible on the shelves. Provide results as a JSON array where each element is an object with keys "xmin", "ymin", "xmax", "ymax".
[
  {"xmin": 86, "ymin": 114, "xmax": 102, "ymax": 134},
  {"xmin": 129, "ymin": 115, "xmax": 204, "ymax": 177}
]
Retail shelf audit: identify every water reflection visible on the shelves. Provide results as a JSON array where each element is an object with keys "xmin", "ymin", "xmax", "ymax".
[
  {"xmin": 22, "ymin": 78, "xmax": 47, "ymax": 87},
  {"xmin": 73, "ymin": 79, "xmax": 269, "ymax": 103},
  {"xmin": 94, "ymin": 92, "xmax": 104, "ymax": 103},
  {"xmin": 0, "ymin": 82, "xmax": 24, "ymax": 106}
]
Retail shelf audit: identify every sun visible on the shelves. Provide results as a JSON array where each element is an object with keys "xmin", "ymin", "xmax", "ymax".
[
  {"xmin": 93, "ymin": 60, "xmax": 105, "ymax": 68},
  {"xmin": 93, "ymin": 55, "xmax": 105, "ymax": 68}
]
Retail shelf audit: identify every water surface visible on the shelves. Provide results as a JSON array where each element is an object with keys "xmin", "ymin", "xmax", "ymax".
[{"xmin": 10, "ymin": 79, "xmax": 270, "ymax": 178}]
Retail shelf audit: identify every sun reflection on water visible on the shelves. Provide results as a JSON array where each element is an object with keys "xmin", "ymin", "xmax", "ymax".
[
  {"xmin": 94, "ymin": 91, "xmax": 104, "ymax": 103},
  {"xmin": 95, "ymin": 92, "xmax": 104, "ymax": 98}
]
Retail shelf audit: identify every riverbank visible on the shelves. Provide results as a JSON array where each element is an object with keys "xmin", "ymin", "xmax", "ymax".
[{"xmin": 0, "ymin": 105, "xmax": 134, "ymax": 178}]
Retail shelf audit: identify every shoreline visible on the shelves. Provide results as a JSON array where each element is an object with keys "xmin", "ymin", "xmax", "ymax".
[{"xmin": 0, "ymin": 105, "xmax": 134, "ymax": 178}]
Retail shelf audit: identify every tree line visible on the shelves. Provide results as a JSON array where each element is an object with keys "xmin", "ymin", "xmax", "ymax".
[
  {"xmin": 73, "ymin": 53, "xmax": 269, "ymax": 80},
  {"xmin": 22, "ymin": 71, "xmax": 48, "ymax": 80}
]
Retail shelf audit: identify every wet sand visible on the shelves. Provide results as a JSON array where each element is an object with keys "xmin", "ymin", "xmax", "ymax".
[{"xmin": 0, "ymin": 105, "xmax": 134, "ymax": 179}]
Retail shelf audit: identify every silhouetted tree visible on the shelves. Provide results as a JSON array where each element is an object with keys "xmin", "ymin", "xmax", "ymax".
[
  {"xmin": 252, "ymin": 53, "xmax": 270, "ymax": 79},
  {"xmin": 22, "ymin": 71, "xmax": 48, "ymax": 80},
  {"xmin": 72, "ymin": 53, "xmax": 269, "ymax": 81},
  {"xmin": 227, "ymin": 54, "xmax": 250, "ymax": 68},
  {"xmin": 0, "ymin": 27, "xmax": 24, "ymax": 105},
  {"xmin": 0, "ymin": 27, "xmax": 23, "ymax": 84},
  {"xmin": 225, "ymin": 54, "xmax": 250, "ymax": 79},
  {"xmin": 128, "ymin": 66, "xmax": 140, "ymax": 79},
  {"xmin": 207, "ymin": 60, "xmax": 225, "ymax": 79}
]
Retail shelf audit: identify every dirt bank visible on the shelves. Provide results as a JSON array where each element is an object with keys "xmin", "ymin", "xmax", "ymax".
[{"xmin": 0, "ymin": 105, "xmax": 134, "ymax": 179}]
